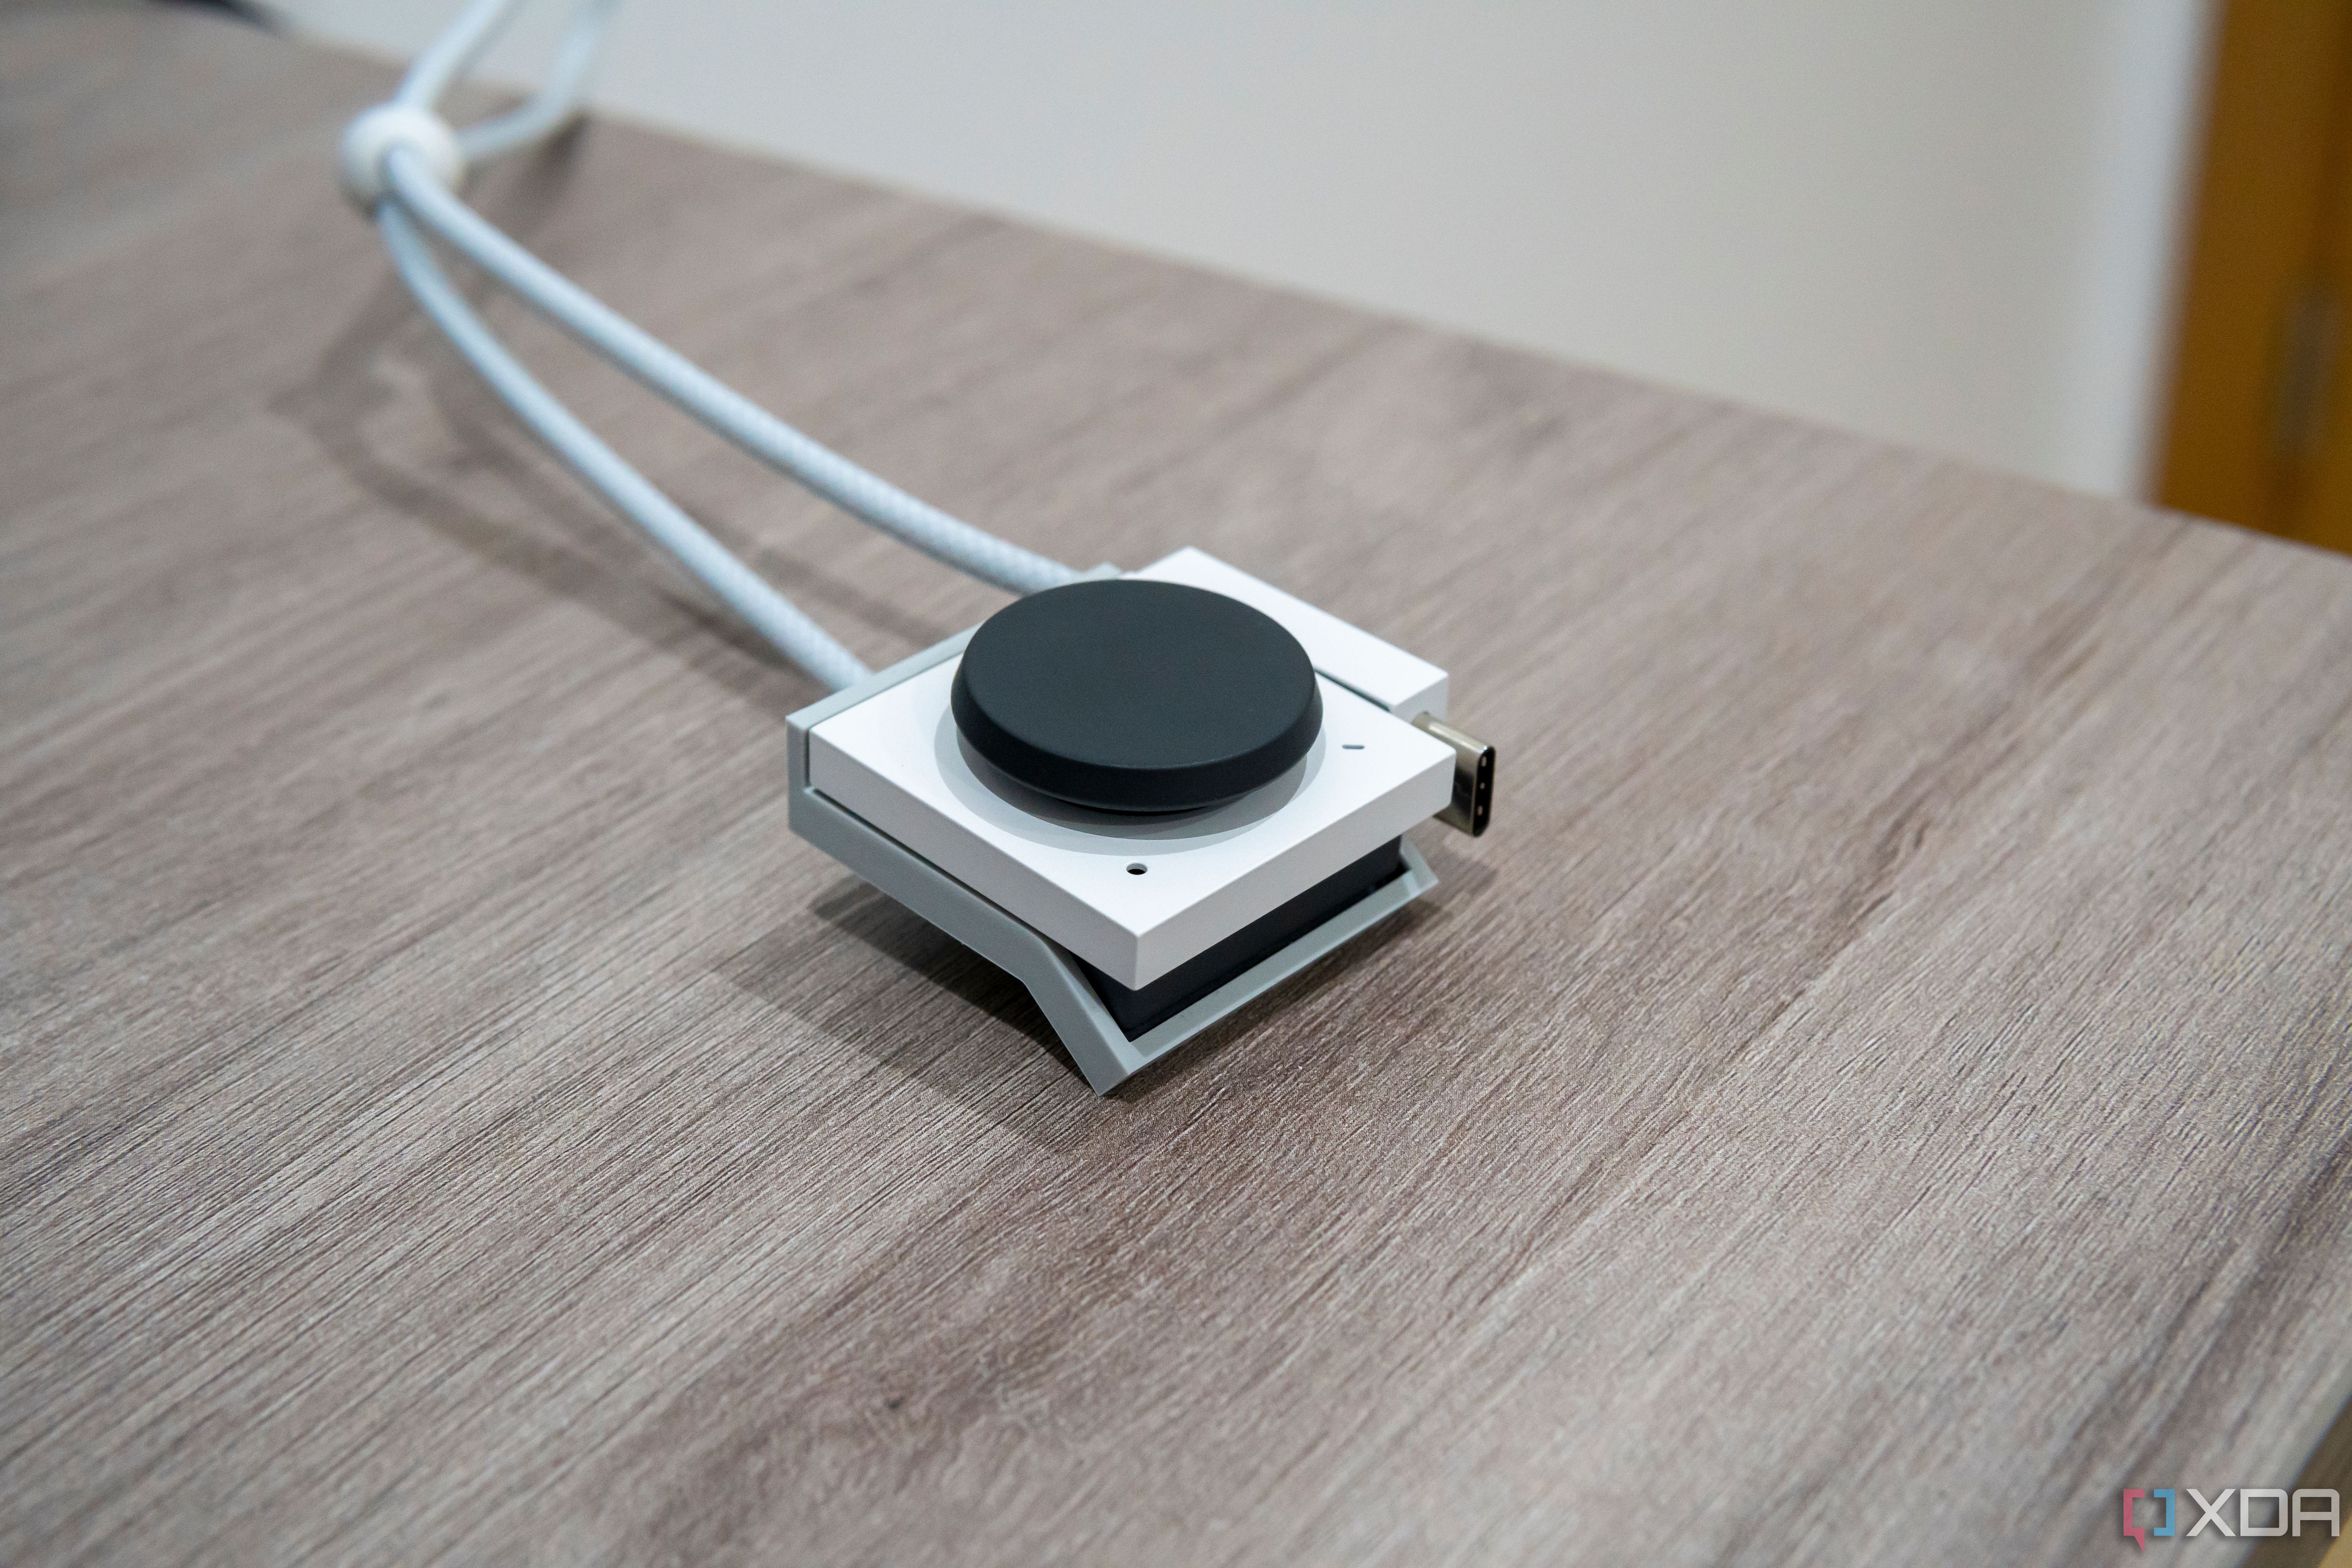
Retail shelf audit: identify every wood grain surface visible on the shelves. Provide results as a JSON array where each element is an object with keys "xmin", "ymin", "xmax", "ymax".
[{"xmin": 7, "ymin": 7, "xmax": 2352, "ymax": 1565}]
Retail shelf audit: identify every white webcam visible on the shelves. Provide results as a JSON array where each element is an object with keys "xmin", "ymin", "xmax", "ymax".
[
  {"xmin": 343, "ymin": 4, "xmax": 1497, "ymax": 1095},
  {"xmin": 788, "ymin": 548, "xmax": 1494, "ymax": 1092}
]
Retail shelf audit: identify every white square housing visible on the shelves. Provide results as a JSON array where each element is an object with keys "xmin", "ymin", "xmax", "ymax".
[{"xmin": 803, "ymin": 555, "xmax": 1455, "ymax": 990}]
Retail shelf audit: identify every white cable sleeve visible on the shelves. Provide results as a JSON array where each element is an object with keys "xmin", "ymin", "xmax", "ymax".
[
  {"xmin": 395, "ymin": 0, "xmax": 526, "ymax": 112},
  {"xmin": 378, "ymin": 152, "xmax": 1082, "ymax": 596},
  {"xmin": 456, "ymin": 0, "xmax": 622, "ymax": 165},
  {"xmin": 379, "ymin": 186, "xmax": 873, "ymax": 692}
]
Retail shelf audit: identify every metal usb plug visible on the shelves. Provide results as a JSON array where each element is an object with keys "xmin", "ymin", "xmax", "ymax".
[{"xmin": 1411, "ymin": 714, "xmax": 1495, "ymax": 837}]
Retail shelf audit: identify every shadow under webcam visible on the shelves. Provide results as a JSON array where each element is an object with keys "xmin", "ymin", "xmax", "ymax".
[
  {"xmin": 718, "ymin": 878, "xmax": 1098, "ymax": 1146},
  {"xmin": 738, "ymin": 864, "xmax": 1435, "ymax": 1112},
  {"xmin": 728, "ymin": 818, "xmax": 1453, "ymax": 1113},
  {"xmin": 813, "ymin": 878, "xmax": 1063, "ymax": 1058}
]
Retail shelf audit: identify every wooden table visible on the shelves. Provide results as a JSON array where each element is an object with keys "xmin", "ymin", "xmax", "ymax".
[{"xmin": 8, "ymin": 7, "xmax": 2352, "ymax": 1564}]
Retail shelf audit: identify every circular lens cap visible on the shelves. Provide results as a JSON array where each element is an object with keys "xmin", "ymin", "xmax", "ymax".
[{"xmin": 950, "ymin": 578, "xmax": 1322, "ymax": 812}]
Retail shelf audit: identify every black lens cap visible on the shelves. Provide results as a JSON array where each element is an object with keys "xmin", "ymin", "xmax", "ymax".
[{"xmin": 950, "ymin": 578, "xmax": 1323, "ymax": 812}]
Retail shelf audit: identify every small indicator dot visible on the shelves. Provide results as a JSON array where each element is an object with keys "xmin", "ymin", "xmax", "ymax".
[{"xmin": 1126, "ymin": 862, "xmax": 1147, "ymax": 875}]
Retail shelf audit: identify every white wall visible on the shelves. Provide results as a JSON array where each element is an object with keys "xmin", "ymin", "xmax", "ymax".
[{"xmin": 279, "ymin": 0, "xmax": 2213, "ymax": 497}]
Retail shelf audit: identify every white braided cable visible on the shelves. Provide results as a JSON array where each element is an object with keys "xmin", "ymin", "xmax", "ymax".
[
  {"xmin": 381, "ymin": 152, "xmax": 1080, "ymax": 595},
  {"xmin": 380, "ymin": 182, "xmax": 871, "ymax": 690},
  {"xmin": 341, "ymin": 0, "xmax": 1087, "ymax": 688}
]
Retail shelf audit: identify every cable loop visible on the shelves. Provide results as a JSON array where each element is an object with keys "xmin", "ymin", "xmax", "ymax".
[
  {"xmin": 339, "ymin": 103, "xmax": 466, "ymax": 211},
  {"xmin": 336, "ymin": 0, "xmax": 1084, "ymax": 688}
]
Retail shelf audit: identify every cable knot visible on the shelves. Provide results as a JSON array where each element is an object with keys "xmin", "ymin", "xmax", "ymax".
[{"xmin": 338, "ymin": 103, "xmax": 466, "ymax": 211}]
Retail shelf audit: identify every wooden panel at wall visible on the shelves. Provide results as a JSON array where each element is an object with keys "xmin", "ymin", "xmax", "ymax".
[{"xmin": 2158, "ymin": 0, "xmax": 2352, "ymax": 551}]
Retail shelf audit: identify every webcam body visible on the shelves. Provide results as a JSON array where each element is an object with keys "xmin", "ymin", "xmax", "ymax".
[{"xmin": 787, "ymin": 549, "xmax": 1465, "ymax": 1092}]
